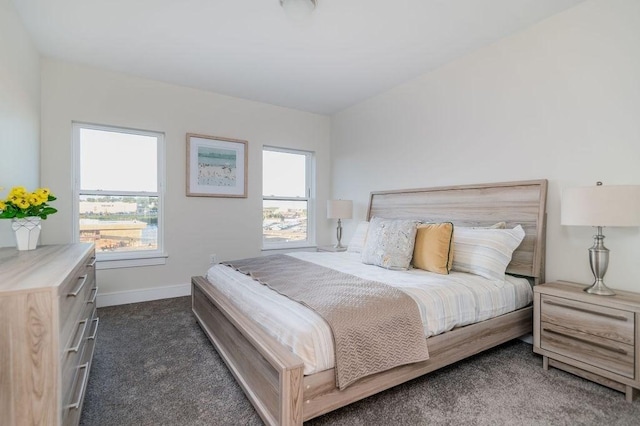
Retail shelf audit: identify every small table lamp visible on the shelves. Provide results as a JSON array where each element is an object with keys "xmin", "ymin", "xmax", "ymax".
[
  {"xmin": 327, "ymin": 200, "xmax": 353, "ymax": 249},
  {"xmin": 561, "ymin": 182, "xmax": 640, "ymax": 295}
]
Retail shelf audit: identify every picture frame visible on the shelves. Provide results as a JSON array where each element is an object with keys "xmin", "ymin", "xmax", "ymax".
[{"xmin": 186, "ymin": 133, "xmax": 248, "ymax": 198}]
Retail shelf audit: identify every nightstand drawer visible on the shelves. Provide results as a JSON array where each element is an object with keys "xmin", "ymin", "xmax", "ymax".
[
  {"xmin": 541, "ymin": 321, "xmax": 634, "ymax": 378},
  {"xmin": 540, "ymin": 295, "xmax": 634, "ymax": 345}
]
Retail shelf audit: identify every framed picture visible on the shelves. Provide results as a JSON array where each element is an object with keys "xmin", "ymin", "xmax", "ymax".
[{"xmin": 186, "ymin": 133, "xmax": 248, "ymax": 198}]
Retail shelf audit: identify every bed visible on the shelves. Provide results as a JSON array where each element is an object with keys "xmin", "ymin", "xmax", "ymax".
[{"xmin": 191, "ymin": 179, "xmax": 548, "ymax": 425}]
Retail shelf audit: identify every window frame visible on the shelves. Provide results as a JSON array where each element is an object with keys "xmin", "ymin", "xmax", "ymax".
[
  {"xmin": 262, "ymin": 145, "xmax": 316, "ymax": 250},
  {"xmin": 72, "ymin": 122, "xmax": 167, "ymax": 269}
]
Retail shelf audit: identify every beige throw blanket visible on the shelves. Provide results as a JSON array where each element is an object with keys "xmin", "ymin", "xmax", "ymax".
[{"xmin": 224, "ymin": 255, "xmax": 429, "ymax": 389}]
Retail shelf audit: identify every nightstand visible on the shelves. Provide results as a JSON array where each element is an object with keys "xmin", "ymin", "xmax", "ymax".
[
  {"xmin": 317, "ymin": 245, "xmax": 347, "ymax": 252},
  {"xmin": 533, "ymin": 281, "xmax": 640, "ymax": 402}
]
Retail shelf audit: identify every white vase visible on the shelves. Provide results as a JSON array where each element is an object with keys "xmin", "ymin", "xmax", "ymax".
[{"xmin": 12, "ymin": 216, "xmax": 41, "ymax": 250}]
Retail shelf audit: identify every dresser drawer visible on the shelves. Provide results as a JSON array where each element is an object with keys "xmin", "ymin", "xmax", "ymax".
[
  {"xmin": 540, "ymin": 295, "xmax": 634, "ymax": 345},
  {"xmin": 59, "ymin": 252, "xmax": 96, "ymax": 348},
  {"xmin": 62, "ymin": 308, "xmax": 98, "ymax": 426},
  {"xmin": 541, "ymin": 321, "xmax": 635, "ymax": 378},
  {"xmin": 60, "ymin": 296, "xmax": 97, "ymax": 397}
]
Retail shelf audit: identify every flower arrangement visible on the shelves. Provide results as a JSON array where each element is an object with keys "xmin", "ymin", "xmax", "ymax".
[{"xmin": 0, "ymin": 186, "xmax": 58, "ymax": 219}]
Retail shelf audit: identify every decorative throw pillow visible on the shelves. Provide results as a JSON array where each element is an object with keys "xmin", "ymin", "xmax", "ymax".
[
  {"xmin": 361, "ymin": 217, "xmax": 419, "ymax": 270},
  {"xmin": 412, "ymin": 222, "xmax": 454, "ymax": 274},
  {"xmin": 451, "ymin": 225, "xmax": 525, "ymax": 281},
  {"xmin": 347, "ymin": 221, "xmax": 369, "ymax": 253}
]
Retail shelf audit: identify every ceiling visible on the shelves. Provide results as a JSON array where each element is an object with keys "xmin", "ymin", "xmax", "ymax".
[{"xmin": 13, "ymin": 0, "xmax": 585, "ymax": 115}]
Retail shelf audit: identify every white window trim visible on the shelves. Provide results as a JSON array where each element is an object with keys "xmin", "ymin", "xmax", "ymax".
[
  {"xmin": 262, "ymin": 145, "xmax": 316, "ymax": 250},
  {"xmin": 72, "ymin": 122, "xmax": 167, "ymax": 269}
]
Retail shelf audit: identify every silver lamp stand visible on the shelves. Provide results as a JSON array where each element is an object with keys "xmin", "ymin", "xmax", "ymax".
[
  {"xmin": 334, "ymin": 218, "xmax": 344, "ymax": 249},
  {"xmin": 585, "ymin": 226, "xmax": 615, "ymax": 296}
]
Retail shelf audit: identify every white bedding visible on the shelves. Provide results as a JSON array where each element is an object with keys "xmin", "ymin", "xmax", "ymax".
[{"xmin": 205, "ymin": 251, "xmax": 533, "ymax": 375}]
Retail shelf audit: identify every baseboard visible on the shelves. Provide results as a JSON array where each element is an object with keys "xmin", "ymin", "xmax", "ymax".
[{"xmin": 97, "ymin": 283, "xmax": 191, "ymax": 308}]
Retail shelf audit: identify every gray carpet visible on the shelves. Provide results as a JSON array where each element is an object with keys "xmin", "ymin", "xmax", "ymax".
[{"xmin": 80, "ymin": 297, "xmax": 640, "ymax": 425}]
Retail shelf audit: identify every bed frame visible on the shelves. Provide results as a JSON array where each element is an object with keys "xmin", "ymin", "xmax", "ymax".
[{"xmin": 192, "ymin": 179, "xmax": 548, "ymax": 425}]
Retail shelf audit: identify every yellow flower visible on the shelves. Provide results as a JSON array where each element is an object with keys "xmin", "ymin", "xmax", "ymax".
[
  {"xmin": 9, "ymin": 186, "xmax": 27, "ymax": 198},
  {"xmin": 36, "ymin": 188, "xmax": 50, "ymax": 198},
  {"xmin": 0, "ymin": 200, "xmax": 5, "ymax": 210},
  {"xmin": 28, "ymin": 193, "xmax": 42, "ymax": 206},
  {"xmin": 16, "ymin": 198, "xmax": 30, "ymax": 209}
]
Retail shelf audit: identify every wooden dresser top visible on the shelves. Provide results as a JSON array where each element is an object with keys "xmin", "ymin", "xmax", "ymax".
[{"xmin": 0, "ymin": 243, "xmax": 94, "ymax": 294}]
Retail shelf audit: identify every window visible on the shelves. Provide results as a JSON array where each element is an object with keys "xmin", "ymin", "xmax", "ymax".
[
  {"xmin": 263, "ymin": 146, "xmax": 315, "ymax": 249},
  {"xmin": 73, "ymin": 123, "xmax": 165, "ymax": 268}
]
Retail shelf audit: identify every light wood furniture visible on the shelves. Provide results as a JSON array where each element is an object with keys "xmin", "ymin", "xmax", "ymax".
[
  {"xmin": 192, "ymin": 179, "xmax": 548, "ymax": 425},
  {"xmin": 534, "ymin": 281, "xmax": 640, "ymax": 402},
  {"xmin": 316, "ymin": 245, "xmax": 347, "ymax": 252},
  {"xmin": 0, "ymin": 243, "xmax": 98, "ymax": 425}
]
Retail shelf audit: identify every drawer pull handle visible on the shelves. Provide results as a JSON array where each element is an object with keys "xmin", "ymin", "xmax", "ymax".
[
  {"xmin": 68, "ymin": 275, "xmax": 88, "ymax": 297},
  {"xmin": 543, "ymin": 300, "xmax": 628, "ymax": 321},
  {"xmin": 87, "ymin": 257, "xmax": 97, "ymax": 267},
  {"xmin": 543, "ymin": 327, "xmax": 629, "ymax": 355},
  {"xmin": 67, "ymin": 319, "xmax": 88, "ymax": 353},
  {"xmin": 65, "ymin": 363, "xmax": 90, "ymax": 410},
  {"xmin": 87, "ymin": 287, "xmax": 98, "ymax": 304},
  {"xmin": 88, "ymin": 317, "xmax": 99, "ymax": 340}
]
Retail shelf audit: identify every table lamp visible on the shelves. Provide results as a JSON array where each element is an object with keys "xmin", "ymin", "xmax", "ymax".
[
  {"xmin": 561, "ymin": 182, "xmax": 640, "ymax": 295},
  {"xmin": 327, "ymin": 200, "xmax": 353, "ymax": 249}
]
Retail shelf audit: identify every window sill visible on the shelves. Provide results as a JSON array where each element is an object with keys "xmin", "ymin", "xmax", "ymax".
[{"xmin": 96, "ymin": 253, "xmax": 168, "ymax": 270}]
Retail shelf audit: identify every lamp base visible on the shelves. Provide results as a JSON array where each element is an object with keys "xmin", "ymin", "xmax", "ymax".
[
  {"xmin": 584, "ymin": 280, "xmax": 616, "ymax": 296},
  {"xmin": 585, "ymin": 227, "xmax": 615, "ymax": 296},
  {"xmin": 334, "ymin": 218, "xmax": 344, "ymax": 249}
]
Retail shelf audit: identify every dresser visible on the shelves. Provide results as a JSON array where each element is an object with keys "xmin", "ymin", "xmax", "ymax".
[
  {"xmin": 0, "ymin": 243, "xmax": 98, "ymax": 425},
  {"xmin": 533, "ymin": 281, "xmax": 640, "ymax": 402}
]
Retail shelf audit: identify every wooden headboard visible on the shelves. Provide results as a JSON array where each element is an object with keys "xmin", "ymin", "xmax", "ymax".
[{"xmin": 367, "ymin": 179, "xmax": 548, "ymax": 284}]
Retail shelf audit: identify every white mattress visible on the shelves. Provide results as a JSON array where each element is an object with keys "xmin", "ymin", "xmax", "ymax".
[{"xmin": 205, "ymin": 251, "xmax": 533, "ymax": 375}]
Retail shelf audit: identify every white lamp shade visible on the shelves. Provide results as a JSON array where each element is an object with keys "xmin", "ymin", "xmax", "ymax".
[
  {"xmin": 327, "ymin": 200, "xmax": 353, "ymax": 219},
  {"xmin": 561, "ymin": 185, "xmax": 640, "ymax": 227}
]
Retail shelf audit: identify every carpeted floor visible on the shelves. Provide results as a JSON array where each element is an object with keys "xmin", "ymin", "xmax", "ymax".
[{"xmin": 80, "ymin": 296, "xmax": 640, "ymax": 425}]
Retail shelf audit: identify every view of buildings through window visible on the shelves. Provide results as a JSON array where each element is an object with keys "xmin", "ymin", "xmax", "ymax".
[
  {"xmin": 263, "ymin": 147, "xmax": 314, "ymax": 247},
  {"xmin": 74, "ymin": 124, "xmax": 163, "ymax": 256},
  {"xmin": 78, "ymin": 195, "xmax": 158, "ymax": 252}
]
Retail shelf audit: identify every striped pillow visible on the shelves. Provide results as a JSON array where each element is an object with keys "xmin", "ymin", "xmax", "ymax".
[{"xmin": 451, "ymin": 225, "xmax": 525, "ymax": 281}]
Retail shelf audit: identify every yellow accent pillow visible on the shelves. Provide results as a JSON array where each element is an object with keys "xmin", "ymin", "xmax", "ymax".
[{"xmin": 412, "ymin": 222, "xmax": 454, "ymax": 274}]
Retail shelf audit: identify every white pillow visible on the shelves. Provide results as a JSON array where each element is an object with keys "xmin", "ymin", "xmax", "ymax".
[
  {"xmin": 461, "ymin": 222, "xmax": 507, "ymax": 229},
  {"xmin": 451, "ymin": 225, "xmax": 525, "ymax": 281},
  {"xmin": 347, "ymin": 221, "xmax": 369, "ymax": 253},
  {"xmin": 361, "ymin": 217, "xmax": 419, "ymax": 270}
]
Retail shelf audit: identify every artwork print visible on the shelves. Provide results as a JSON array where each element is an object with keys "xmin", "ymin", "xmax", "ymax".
[
  {"xmin": 197, "ymin": 146, "xmax": 237, "ymax": 187},
  {"xmin": 186, "ymin": 134, "xmax": 247, "ymax": 198}
]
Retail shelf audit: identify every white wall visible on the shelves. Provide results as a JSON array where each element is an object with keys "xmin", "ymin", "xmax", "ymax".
[
  {"xmin": 0, "ymin": 0, "xmax": 40, "ymax": 246},
  {"xmin": 41, "ymin": 60, "xmax": 331, "ymax": 299},
  {"xmin": 331, "ymin": 0, "xmax": 640, "ymax": 292}
]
